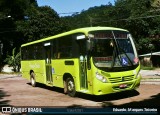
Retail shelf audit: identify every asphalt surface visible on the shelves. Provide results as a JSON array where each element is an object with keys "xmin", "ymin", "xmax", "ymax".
[
  {"xmin": 140, "ymin": 69, "xmax": 160, "ymax": 85},
  {"xmin": 140, "ymin": 69, "xmax": 160, "ymax": 77},
  {"xmin": 0, "ymin": 75, "xmax": 159, "ymax": 106},
  {"xmin": 0, "ymin": 71, "xmax": 160, "ymax": 114}
]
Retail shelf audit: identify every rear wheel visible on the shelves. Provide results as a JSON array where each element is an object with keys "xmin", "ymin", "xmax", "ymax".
[
  {"xmin": 66, "ymin": 77, "xmax": 76, "ymax": 97},
  {"xmin": 30, "ymin": 72, "xmax": 36, "ymax": 87}
]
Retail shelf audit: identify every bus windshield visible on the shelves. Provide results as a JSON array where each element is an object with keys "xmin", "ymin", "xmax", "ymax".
[{"xmin": 89, "ymin": 30, "xmax": 139, "ymax": 69}]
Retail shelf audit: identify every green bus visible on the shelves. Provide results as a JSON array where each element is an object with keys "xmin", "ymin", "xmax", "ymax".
[{"xmin": 21, "ymin": 27, "xmax": 141, "ymax": 97}]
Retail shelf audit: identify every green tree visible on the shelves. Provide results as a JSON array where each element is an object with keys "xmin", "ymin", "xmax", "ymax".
[
  {"xmin": 138, "ymin": 37, "xmax": 155, "ymax": 54},
  {"xmin": 62, "ymin": 0, "xmax": 160, "ymax": 54},
  {"xmin": 4, "ymin": 48, "xmax": 21, "ymax": 72},
  {"xmin": 0, "ymin": 0, "xmax": 37, "ymax": 20},
  {"xmin": 16, "ymin": 6, "xmax": 68, "ymax": 42},
  {"xmin": 0, "ymin": 0, "xmax": 38, "ymax": 69},
  {"xmin": 62, "ymin": 3, "xmax": 114, "ymax": 29}
]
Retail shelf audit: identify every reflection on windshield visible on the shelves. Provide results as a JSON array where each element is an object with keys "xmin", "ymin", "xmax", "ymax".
[
  {"xmin": 91, "ymin": 38, "xmax": 114, "ymax": 67},
  {"xmin": 89, "ymin": 30, "xmax": 139, "ymax": 69}
]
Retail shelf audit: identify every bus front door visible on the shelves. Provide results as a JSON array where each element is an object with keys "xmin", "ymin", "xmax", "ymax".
[
  {"xmin": 44, "ymin": 45, "xmax": 53, "ymax": 85},
  {"xmin": 80, "ymin": 55, "xmax": 88, "ymax": 90},
  {"xmin": 77, "ymin": 39, "xmax": 88, "ymax": 90}
]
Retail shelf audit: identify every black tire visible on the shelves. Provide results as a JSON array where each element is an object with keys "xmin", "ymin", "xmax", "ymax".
[
  {"xmin": 66, "ymin": 77, "xmax": 76, "ymax": 97},
  {"xmin": 30, "ymin": 72, "xmax": 36, "ymax": 87}
]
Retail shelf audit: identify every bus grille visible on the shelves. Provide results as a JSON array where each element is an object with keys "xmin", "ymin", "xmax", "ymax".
[{"xmin": 108, "ymin": 75, "xmax": 135, "ymax": 83}]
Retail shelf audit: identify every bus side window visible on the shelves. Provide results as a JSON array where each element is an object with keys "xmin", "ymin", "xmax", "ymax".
[{"xmin": 56, "ymin": 35, "xmax": 72, "ymax": 59}]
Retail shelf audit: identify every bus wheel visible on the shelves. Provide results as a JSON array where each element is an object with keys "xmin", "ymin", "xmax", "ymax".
[
  {"xmin": 66, "ymin": 77, "xmax": 76, "ymax": 97},
  {"xmin": 30, "ymin": 72, "xmax": 36, "ymax": 87}
]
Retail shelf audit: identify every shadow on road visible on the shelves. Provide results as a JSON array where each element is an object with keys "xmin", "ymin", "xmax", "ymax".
[
  {"xmin": 26, "ymin": 82, "xmax": 160, "ymax": 109},
  {"xmin": 115, "ymin": 93, "xmax": 160, "ymax": 107},
  {"xmin": 27, "ymin": 82, "xmax": 139, "ymax": 102},
  {"xmin": 76, "ymin": 90, "xmax": 139, "ymax": 102},
  {"xmin": 67, "ymin": 93, "xmax": 160, "ymax": 108},
  {"xmin": 0, "ymin": 88, "xmax": 11, "ymax": 112},
  {"xmin": 27, "ymin": 82, "xmax": 64, "ymax": 93}
]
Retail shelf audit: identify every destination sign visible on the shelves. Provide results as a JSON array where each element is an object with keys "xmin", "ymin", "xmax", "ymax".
[{"xmin": 94, "ymin": 32, "xmax": 128, "ymax": 39}]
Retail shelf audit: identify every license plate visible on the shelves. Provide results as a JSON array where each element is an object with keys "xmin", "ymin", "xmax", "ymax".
[{"xmin": 119, "ymin": 84, "xmax": 127, "ymax": 88}]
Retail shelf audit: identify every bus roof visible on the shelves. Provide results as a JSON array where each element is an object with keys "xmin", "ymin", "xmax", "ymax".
[{"xmin": 21, "ymin": 27, "xmax": 128, "ymax": 47}]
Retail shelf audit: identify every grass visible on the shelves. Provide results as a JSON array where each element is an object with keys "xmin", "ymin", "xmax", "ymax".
[{"xmin": 141, "ymin": 66, "xmax": 156, "ymax": 70}]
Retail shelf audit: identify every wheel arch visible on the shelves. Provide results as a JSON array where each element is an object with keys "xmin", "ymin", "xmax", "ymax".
[
  {"xmin": 30, "ymin": 70, "xmax": 34, "ymax": 75},
  {"xmin": 30, "ymin": 70, "xmax": 36, "ymax": 87},
  {"xmin": 63, "ymin": 73, "xmax": 73, "ymax": 82}
]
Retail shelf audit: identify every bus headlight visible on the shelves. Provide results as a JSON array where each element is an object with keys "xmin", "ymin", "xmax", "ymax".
[{"xmin": 96, "ymin": 72, "xmax": 107, "ymax": 83}]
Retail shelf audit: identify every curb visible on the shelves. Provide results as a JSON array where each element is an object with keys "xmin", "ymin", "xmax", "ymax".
[
  {"xmin": 141, "ymin": 77, "xmax": 160, "ymax": 85},
  {"xmin": 140, "ymin": 81, "xmax": 160, "ymax": 85},
  {"xmin": 0, "ymin": 74, "xmax": 22, "ymax": 79}
]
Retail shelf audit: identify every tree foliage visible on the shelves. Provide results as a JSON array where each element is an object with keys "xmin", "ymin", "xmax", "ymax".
[
  {"xmin": 0, "ymin": 0, "xmax": 67, "ymax": 70},
  {"xmin": 62, "ymin": 0, "xmax": 160, "ymax": 54},
  {"xmin": 0, "ymin": 0, "xmax": 38, "ymax": 66},
  {"xmin": 16, "ymin": 5, "xmax": 67, "ymax": 42}
]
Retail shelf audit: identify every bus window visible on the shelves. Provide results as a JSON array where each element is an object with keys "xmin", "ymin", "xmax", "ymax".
[
  {"xmin": 89, "ymin": 30, "xmax": 139, "ymax": 69},
  {"xmin": 57, "ymin": 36, "xmax": 72, "ymax": 59}
]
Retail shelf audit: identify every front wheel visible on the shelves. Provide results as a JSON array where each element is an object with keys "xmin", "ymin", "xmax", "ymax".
[
  {"xmin": 66, "ymin": 77, "xmax": 76, "ymax": 97},
  {"xmin": 30, "ymin": 72, "xmax": 36, "ymax": 87}
]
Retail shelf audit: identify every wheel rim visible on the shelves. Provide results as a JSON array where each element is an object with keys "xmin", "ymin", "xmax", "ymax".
[{"xmin": 67, "ymin": 80, "xmax": 74, "ymax": 92}]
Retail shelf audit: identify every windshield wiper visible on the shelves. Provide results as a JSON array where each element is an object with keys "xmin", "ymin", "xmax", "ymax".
[
  {"xmin": 111, "ymin": 31, "xmax": 133, "ymax": 67},
  {"xmin": 110, "ymin": 31, "xmax": 121, "ymax": 68}
]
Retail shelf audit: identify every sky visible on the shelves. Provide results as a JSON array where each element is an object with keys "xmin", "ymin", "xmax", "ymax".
[{"xmin": 37, "ymin": 0, "xmax": 115, "ymax": 16}]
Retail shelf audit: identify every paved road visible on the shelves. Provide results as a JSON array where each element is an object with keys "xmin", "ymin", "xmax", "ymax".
[
  {"xmin": 140, "ymin": 69, "xmax": 160, "ymax": 76},
  {"xmin": 0, "ymin": 72, "xmax": 160, "ymax": 114},
  {"xmin": 140, "ymin": 69, "xmax": 160, "ymax": 85}
]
